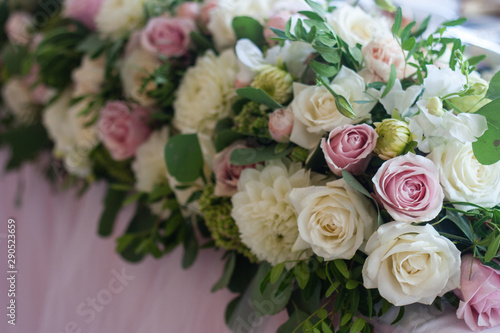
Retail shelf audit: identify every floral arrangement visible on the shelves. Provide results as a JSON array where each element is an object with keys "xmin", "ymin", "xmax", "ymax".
[{"xmin": 1, "ymin": 0, "xmax": 500, "ymax": 332}]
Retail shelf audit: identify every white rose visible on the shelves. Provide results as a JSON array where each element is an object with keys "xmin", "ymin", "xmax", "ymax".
[
  {"xmin": 207, "ymin": 0, "xmax": 277, "ymax": 50},
  {"xmin": 289, "ymin": 66, "xmax": 377, "ymax": 149},
  {"xmin": 173, "ymin": 49, "xmax": 238, "ymax": 135},
  {"xmin": 290, "ymin": 178, "xmax": 377, "ymax": 261},
  {"xmin": 1, "ymin": 78, "xmax": 36, "ymax": 124},
  {"xmin": 326, "ymin": 5, "xmax": 391, "ymax": 47},
  {"xmin": 363, "ymin": 222, "xmax": 461, "ymax": 306},
  {"xmin": 95, "ymin": 0, "xmax": 147, "ymax": 38},
  {"xmin": 120, "ymin": 48, "xmax": 160, "ymax": 107},
  {"xmin": 427, "ymin": 141, "xmax": 500, "ymax": 210},
  {"xmin": 72, "ymin": 55, "xmax": 105, "ymax": 97},
  {"xmin": 132, "ymin": 127, "xmax": 169, "ymax": 193},
  {"xmin": 43, "ymin": 91, "xmax": 99, "ymax": 177}
]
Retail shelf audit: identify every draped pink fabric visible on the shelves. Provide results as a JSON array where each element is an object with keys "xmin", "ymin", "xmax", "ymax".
[{"xmin": 0, "ymin": 151, "xmax": 287, "ymax": 333}]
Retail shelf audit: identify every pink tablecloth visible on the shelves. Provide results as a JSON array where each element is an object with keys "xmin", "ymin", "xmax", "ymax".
[{"xmin": 0, "ymin": 151, "xmax": 287, "ymax": 333}]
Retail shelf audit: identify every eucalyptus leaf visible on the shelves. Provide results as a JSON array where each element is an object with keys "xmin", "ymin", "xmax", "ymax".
[
  {"xmin": 230, "ymin": 144, "xmax": 293, "ymax": 166},
  {"xmin": 381, "ymin": 64, "xmax": 397, "ymax": 98},
  {"xmin": 212, "ymin": 252, "xmax": 237, "ymax": 292},
  {"xmin": 236, "ymin": 87, "xmax": 283, "ymax": 109},
  {"xmin": 472, "ymin": 99, "xmax": 500, "ymax": 165},
  {"xmin": 232, "ymin": 16, "xmax": 266, "ymax": 48},
  {"xmin": 164, "ymin": 134, "xmax": 204, "ymax": 183},
  {"xmin": 486, "ymin": 71, "xmax": 500, "ymax": 100}
]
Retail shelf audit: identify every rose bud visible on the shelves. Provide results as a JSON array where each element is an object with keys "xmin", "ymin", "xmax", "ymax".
[
  {"xmin": 321, "ymin": 124, "xmax": 378, "ymax": 176},
  {"xmin": 374, "ymin": 118, "xmax": 411, "ymax": 160},
  {"xmin": 269, "ymin": 108, "xmax": 294, "ymax": 143},
  {"xmin": 264, "ymin": 12, "xmax": 290, "ymax": 45},
  {"xmin": 176, "ymin": 2, "xmax": 200, "ymax": 21}
]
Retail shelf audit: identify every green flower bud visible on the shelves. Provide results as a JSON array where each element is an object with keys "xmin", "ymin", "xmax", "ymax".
[
  {"xmin": 199, "ymin": 185, "xmax": 257, "ymax": 262},
  {"xmin": 448, "ymin": 76, "xmax": 490, "ymax": 113},
  {"xmin": 374, "ymin": 119, "xmax": 412, "ymax": 160},
  {"xmin": 233, "ymin": 101, "xmax": 270, "ymax": 137},
  {"xmin": 427, "ymin": 96, "xmax": 444, "ymax": 117},
  {"xmin": 251, "ymin": 65, "xmax": 293, "ymax": 104}
]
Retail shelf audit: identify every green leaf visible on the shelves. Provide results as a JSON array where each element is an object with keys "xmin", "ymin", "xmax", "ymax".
[
  {"xmin": 116, "ymin": 234, "xmax": 136, "ymax": 253},
  {"xmin": 442, "ymin": 17, "xmax": 467, "ymax": 27},
  {"xmin": 401, "ymin": 37, "xmax": 416, "ymax": 51},
  {"xmin": 412, "ymin": 16, "xmax": 431, "ymax": 38},
  {"xmin": 486, "ymin": 71, "xmax": 500, "ymax": 100},
  {"xmin": 340, "ymin": 312, "xmax": 353, "ymax": 326},
  {"xmin": 305, "ymin": 0, "xmax": 327, "ymax": 18},
  {"xmin": 0, "ymin": 124, "xmax": 50, "ymax": 170},
  {"xmin": 334, "ymin": 260, "xmax": 350, "ymax": 279},
  {"xmin": 122, "ymin": 192, "xmax": 143, "ymax": 206},
  {"xmin": 252, "ymin": 262, "xmax": 292, "ymax": 316},
  {"xmin": 224, "ymin": 295, "xmax": 242, "ymax": 325},
  {"xmin": 472, "ymin": 99, "xmax": 500, "ymax": 165},
  {"xmin": 98, "ymin": 187, "xmax": 127, "ymax": 237},
  {"xmin": 321, "ymin": 321, "xmax": 334, "ymax": 333},
  {"xmin": 375, "ymin": 0, "xmax": 396, "ymax": 13},
  {"xmin": 350, "ymin": 318, "xmax": 366, "ymax": 333},
  {"xmin": 391, "ymin": 307, "xmax": 406, "ymax": 325},
  {"xmin": 277, "ymin": 310, "xmax": 309, "ymax": 333},
  {"xmin": 164, "ymin": 134, "xmax": 204, "ymax": 183},
  {"xmin": 230, "ymin": 143, "xmax": 294, "ymax": 166},
  {"xmin": 190, "ymin": 31, "xmax": 214, "ymax": 52},
  {"xmin": 313, "ymin": 45, "xmax": 341, "ymax": 64},
  {"xmin": 232, "ymin": 16, "xmax": 266, "ymax": 48},
  {"xmin": 381, "ymin": 64, "xmax": 397, "ymax": 98},
  {"xmin": 164, "ymin": 211, "xmax": 183, "ymax": 237},
  {"xmin": 467, "ymin": 55, "xmax": 487, "ymax": 67},
  {"xmin": 309, "ymin": 59, "xmax": 338, "ymax": 77},
  {"xmin": 325, "ymin": 281, "xmax": 340, "ymax": 297},
  {"xmin": 294, "ymin": 262, "xmax": 311, "ymax": 289},
  {"xmin": 182, "ymin": 224, "xmax": 199, "ymax": 269},
  {"xmin": 212, "ymin": 252, "xmax": 237, "ymax": 292},
  {"xmin": 485, "ymin": 234, "xmax": 500, "ymax": 262},
  {"xmin": 346, "ymin": 280, "xmax": 360, "ymax": 290},
  {"xmin": 298, "ymin": 10, "xmax": 325, "ymax": 22},
  {"xmin": 317, "ymin": 77, "xmax": 357, "ymax": 119},
  {"xmin": 236, "ymin": 87, "xmax": 283, "ymax": 109},
  {"xmin": 392, "ymin": 7, "xmax": 402, "ymax": 35},
  {"xmin": 270, "ymin": 262, "xmax": 286, "ymax": 284}
]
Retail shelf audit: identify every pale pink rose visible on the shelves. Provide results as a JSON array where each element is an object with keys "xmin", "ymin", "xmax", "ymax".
[
  {"xmin": 6, "ymin": 12, "xmax": 32, "ymax": 45},
  {"xmin": 362, "ymin": 37, "xmax": 415, "ymax": 82},
  {"xmin": 176, "ymin": 2, "xmax": 200, "ymax": 21},
  {"xmin": 321, "ymin": 124, "xmax": 377, "ymax": 177},
  {"xmin": 264, "ymin": 12, "xmax": 290, "ymax": 45},
  {"xmin": 141, "ymin": 16, "xmax": 196, "ymax": 58},
  {"xmin": 199, "ymin": 0, "xmax": 217, "ymax": 28},
  {"xmin": 269, "ymin": 108, "xmax": 294, "ymax": 143},
  {"xmin": 124, "ymin": 31, "xmax": 142, "ymax": 57},
  {"xmin": 372, "ymin": 153, "xmax": 444, "ymax": 222},
  {"xmin": 456, "ymin": 254, "xmax": 500, "ymax": 332},
  {"xmin": 63, "ymin": 0, "xmax": 104, "ymax": 30},
  {"xmin": 213, "ymin": 141, "xmax": 256, "ymax": 196},
  {"xmin": 98, "ymin": 101, "xmax": 151, "ymax": 161}
]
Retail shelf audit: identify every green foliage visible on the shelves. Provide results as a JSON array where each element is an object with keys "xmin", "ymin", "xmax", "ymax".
[
  {"xmin": 471, "ymin": 98, "xmax": 500, "ymax": 165},
  {"xmin": 212, "ymin": 252, "xmax": 237, "ymax": 292},
  {"xmin": 233, "ymin": 101, "xmax": 270, "ymax": 138},
  {"xmin": 164, "ymin": 134, "xmax": 204, "ymax": 183},
  {"xmin": 232, "ymin": 16, "xmax": 266, "ymax": 49},
  {"xmin": 252, "ymin": 262, "xmax": 293, "ymax": 316},
  {"xmin": 98, "ymin": 187, "xmax": 128, "ymax": 237},
  {"xmin": 236, "ymin": 87, "xmax": 284, "ymax": 110},
  {"xmin": 230, "ymin": 143, "xmax": 294, "ymax": 166}
]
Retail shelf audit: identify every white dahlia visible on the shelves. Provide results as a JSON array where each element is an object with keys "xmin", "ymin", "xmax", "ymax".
[
  {"xmin": 95, "ymin": 0, "xmax": 147, "ymax": 38},
  {"xmin": 132, "ymin": 127, "xmax": 169, "ymax": 193},
  {"xmin": 231, "ymin": 160, "xmax": 314, "ymax": 266},
  {"xmin": 173, "ymin": 49, "xmax": 238, "ymax": 135}
]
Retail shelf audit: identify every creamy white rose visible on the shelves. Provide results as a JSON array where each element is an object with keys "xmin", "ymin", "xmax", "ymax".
[
  {"xmin": 289, "ymin": 66, "xmax": 377, "ymax": 149},
  {"xmin": 72, "ymin": 55, "xmax": 105, "ymax": 97},
  {"xmin": 427, "ymin": 141, "xmax": 500, "ymax": 210},
  {"xmin": 132, "ymin": 127, "xmax": 169, "ymax": 193},
  {"xmin": 290, "ymin": 178, "xmax": 377, "ymax": 261},
  {"xmin": 363, "ymin": 222, "xmax": 461, "ymax": 306},
  {"xmin": 327, "ymin": 4, "xmax": 391, "ymax": 47},
  {"xmin": 173, "ymin": 49, "xmax": 238, "ymax": 135},
  {"xmin": 95, "ymin": 0, "xmax": 147, "ymax": 38},
  {"xmin": 2, "ymin": 78, "xmax": 36, "ymax": 124}
]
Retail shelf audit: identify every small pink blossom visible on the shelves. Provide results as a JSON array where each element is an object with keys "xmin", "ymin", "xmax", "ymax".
[
  {"xmin": 64, "ymin": 0, "xmax": 104, "ymax": 30},
  {"xmin": 321, "ymin": 124, "xmax": 377, "ymax": 177},
  {"xmin": 141, "ymin": 16, "xmax": 196, "ymax": 58},
  {"xmin": 199, "ymin": 0, "xmax": 217, "ymax": 28},
  {"xmin": 372, "ymin": 153, "xmax": 444, "ymax": 222},
  {"xmin": 176, "ymin": 2, "xmax": 200, "ymax": 21},
  {"xmin": 264, "ymin": 12, "xmax": 290, "ymax": 45},
  {"xmin": 98, "ymin": 101, "xmax": 151, "ymax": 161},
  {"xmin": 456, "ymin": 254, "xmax": 500, "ymax": 332},
  {"xmin": 213, "ymin": 141, "xmax": 256, "ymax": 196},
  {"xmin": 269, "ymin": 108, "xmax": 294, "ymax": 143},
  {"xmin": 6, "ymin": 12, "xmax": 32, "ymax": 45}
]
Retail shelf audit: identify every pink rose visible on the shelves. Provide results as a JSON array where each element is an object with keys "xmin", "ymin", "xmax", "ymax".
[
  {"xmin": 176, "ymin": 2, "xmax": 200, "ymax": 21},
  {"xmin": 456, "ymin": 255, "xmax": 500, "ymax": 332},
  {"xmin": 98, "ymin": 101, "xmax": 151, "ymax": 161},
  {"xmin": 213, "ymin": 141, "xmax": 256, "ymax": 196},
  {"xmin": 63, "ymin": 0, "xmax": 104, "ymax": 30},
  {"xmin": 199, "ymin": 0, "xmax": 217, "ymax": 28},
  {"xmin": 269, "ymin": 108, "xmax": 294, "ymax": 143},
  {"xmin": 140, "ymin": 16, "xmax": 196, "ymax": 58},
  {"xmin": 321, "ymin": 124, "xmax": 377, "ymax": 177},
  {"xmin": 362, "ymin": 37, "xmax": 415, "ymax": 83},
  {"xmin": 372, "ymin": 153, "xmax": 444, "ymax": 222},
  {"xmin": 6, "ymin": 12, "xmax": 32, "ymax": 45},
  {"xmin": 264, "ymin": 12, "xmax": 290, "ymax": 45}
]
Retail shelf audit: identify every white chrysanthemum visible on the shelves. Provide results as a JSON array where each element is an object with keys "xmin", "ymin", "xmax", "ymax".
[
  {"xmin": 231, "ymin": 160, "xmax": 313, "ymax": 266},
  {"xmin": 120, "ymin": 48, "xmax": 160, "ymax": 107},
  {"xmin": 173, "ymin": 49, "xmax": 238, "ymax": 135},
  {"xmin": 95, "ymin": 0, "xmax": 147, "ymax": 38},
  {"xmin": 2, "ymin": 78, "xmax": 36, "ymax": 124},
  {"xmin": 132, "ymin": 127, "xmax": 169, "ymax": 193},
  {"xmin": 72, "ymin": 55, "xmax": 105, "ymax": 97},
  {"xmin": 43, "ymin": 91, "xmax": 99, "ymax": 177},
  {"xmin": 207, "ymin": 0, "xmax": 278, "ymax": 50}
]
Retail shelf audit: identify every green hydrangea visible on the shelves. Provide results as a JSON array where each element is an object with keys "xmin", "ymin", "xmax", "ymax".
[
  {"xmin": 233, "ymin": 101, "xmax": 270, "ymax": 137},
  {"xmin": 251, "ymin": 65, "xmax": 293, "ymax": 104},
  {"xmin": 199, "ymin": 185, "xmax": 257, "ymax": 262}
]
